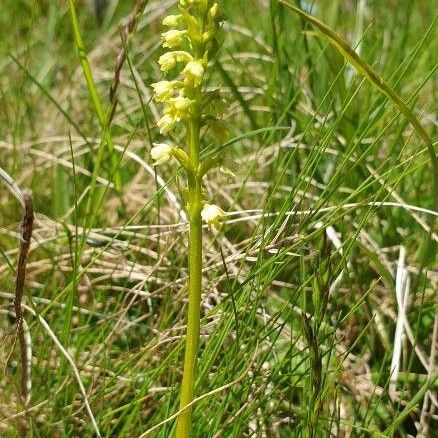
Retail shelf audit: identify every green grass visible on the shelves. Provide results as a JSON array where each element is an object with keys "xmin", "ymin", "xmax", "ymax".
[{"xmin": 1, "ymin": 0, "xmax": 437, "ymax": 436}]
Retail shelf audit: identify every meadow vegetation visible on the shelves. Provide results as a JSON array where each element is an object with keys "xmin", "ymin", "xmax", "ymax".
[{"xmin": 0, "ymin": 0, "xmax": 437, "ymax": 436}]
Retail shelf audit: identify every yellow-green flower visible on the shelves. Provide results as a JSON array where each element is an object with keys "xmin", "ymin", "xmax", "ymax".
[
  {"xmin": 183, "ymin": 60, "xmax": 205, "ymax": 86},
  {"xmin": 162, "ymin": 29, "xmax": 187, "ymax": 48},
  {"xmin": 162, "ymin": 14, "xmax": 182, "ymax": 27},
  {"xmin": 157, "ymin": 114, "xmax": 177, "ymax": 134},
  {"xmin": 158, "ymin": 51, "xmax": 193, "ymax": 72},
  {"xmin": 151, "ymin": 143, "xmax": 174, "ymax": 165},
  {"xmin": 151, "ymin": 80, "xmax": 179, "ymax": 102},
  {"xmin": 201, "ymin": 203, "xmax": 226, "ymax": 227},
  {"xmin": 164, "ymin": 95, "xmax": 193, "ymax": 121}
]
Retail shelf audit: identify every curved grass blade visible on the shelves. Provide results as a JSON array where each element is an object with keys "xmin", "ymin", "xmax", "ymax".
[
  {"xmin": 278, "ymin": 0, "xmax": 437, "ymax": 256},
  {"xmin": 383, "ymin": 372, "xmax": 438, "ymax": 435},
  {"xmin": 68, "ymin": 0, "xmax": 122, "ymax": 193}
]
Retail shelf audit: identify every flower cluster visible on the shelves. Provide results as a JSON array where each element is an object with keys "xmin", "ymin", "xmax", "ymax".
[
  {"xmin": 152, "ymin": 1, "xmax": 223, "ymax": 135},
  {"xmin": 151, "ymin": 0, "xmax": 226, "ymax": 227}
]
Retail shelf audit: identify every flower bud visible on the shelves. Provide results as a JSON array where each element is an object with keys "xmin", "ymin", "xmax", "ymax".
[
  {"xmin": 208, "ymin": 3, "xmax": 219, "ymax": 20},
  {"xmin": 162, "ymin": 14, "xmax": 182, "ymax": 27},
  {"xmin": 151, "ymin": 143, "xmax": 174, "ymax": 165},
  {"xmin": 183, "ymin": 60, "xmax": 204, "ymax": 86},
  {"xmin": 202, "ymin": 30, "xmax": 217, "ymax": 44},
  {"xmin": 157, "ymin": 114, "xmax": 177, "ymax": 134},
  {"xmin": 161, "ymin": 29, "xmax": 187, "ymax": 49},
  {"xmin": 201, "ymin": 203, "xmax": 226, "ymax": 227}
]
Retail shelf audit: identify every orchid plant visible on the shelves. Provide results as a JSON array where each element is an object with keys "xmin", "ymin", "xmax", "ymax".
[{"xmin": 150, "ymin": 1, "xmax": 226, "ymax": 436}]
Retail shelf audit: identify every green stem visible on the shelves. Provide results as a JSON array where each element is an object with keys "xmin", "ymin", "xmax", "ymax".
[
  {"xmin": 176, "ymin": 117, "xmax": 203, "ymax": 438},
  {"xmin": 68, "ymin": 0, "xmax": 122, "ymax": 193}
]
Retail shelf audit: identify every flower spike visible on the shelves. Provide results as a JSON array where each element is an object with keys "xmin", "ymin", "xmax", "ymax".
[{"xmin": 150, "ymin": 4, "xmax": 226, "ymax": 434}]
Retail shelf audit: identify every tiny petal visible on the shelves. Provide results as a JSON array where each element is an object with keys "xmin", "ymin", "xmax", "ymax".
[
  {"xmin": 157, "ymin": 114, "xmax": 177, "ymax": 133},
  {"xmin": 183, "ymin": 60, "xmax": 204, "ymax": 86},
  {"xmin": 208, "ymin": 3, "xmax": 220, "ymax": 20},
  {"xmin": 201, "ymin": 203, "xmax": 226, "ymax": 227},
  {"xmin": 151, "ymin": 143, "xmax": 174, "ymax": 165},
  {"xmin": 161, "ymin": 29, "xmax": 186, "ymax": 49},
  {"xmin": 162, "ymin": 14, "xmax": 182, "ymax": 27}
]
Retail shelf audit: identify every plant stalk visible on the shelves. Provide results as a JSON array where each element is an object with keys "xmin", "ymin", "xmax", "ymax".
[{"xmin": 176, "ymin": 116, "xmax": 203, "ymax": 437}]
